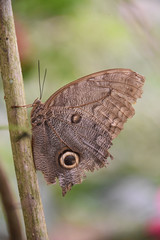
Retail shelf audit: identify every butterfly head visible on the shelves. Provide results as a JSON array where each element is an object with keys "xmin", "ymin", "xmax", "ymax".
[
  {"xmin": 32, "ymin": 98, "xmax": 42, "ymax": 106},
  {"xmin": 31, "ymin": 98, "xmax": 44, "ymax": 126}
]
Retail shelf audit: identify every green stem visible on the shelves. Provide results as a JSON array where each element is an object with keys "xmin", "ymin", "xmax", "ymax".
[{"xmin": 0, "ymin": 0, "xmax": 49, "ymax": 239}]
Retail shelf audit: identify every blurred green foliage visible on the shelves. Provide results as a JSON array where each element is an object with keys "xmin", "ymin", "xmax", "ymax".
[{"xmin": 13, "ymin": 0, "xmax": 89, "ymax": 18}]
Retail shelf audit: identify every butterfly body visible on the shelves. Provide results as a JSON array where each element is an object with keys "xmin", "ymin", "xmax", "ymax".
[{"xmin": 31, "ymin": 68, "xmax": 145, "ymax": 195}]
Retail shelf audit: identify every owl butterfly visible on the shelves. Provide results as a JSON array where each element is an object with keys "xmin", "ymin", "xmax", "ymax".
[{"xmin": 31, "ymin": 68, "xmax": 145, "ymax": 196}]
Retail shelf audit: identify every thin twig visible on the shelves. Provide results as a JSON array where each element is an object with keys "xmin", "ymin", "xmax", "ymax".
[{"xmin": 0, "ymin": 160, "xmax": 24, "ymax": 240}]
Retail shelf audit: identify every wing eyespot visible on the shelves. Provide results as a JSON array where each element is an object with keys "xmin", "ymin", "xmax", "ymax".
[
  {"xmin": 59, "ymin": 151, "xmax": 79, "ymax": 169},
  {"xmin": 71, "ymin": 113, "xmax": 81, "ymax": 123}
]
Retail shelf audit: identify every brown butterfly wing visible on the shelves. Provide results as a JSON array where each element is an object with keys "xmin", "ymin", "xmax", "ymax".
[
  {"xmin": 32, "ymin": 107, "xmax": 112, "ymax": 196},
  {"xmin": 31, "ymin": 68, "xmax": 145, "ymax": 195},
  {"xmin": 44, "ymin": 68, "xmax": 145, "ymax": 139}
]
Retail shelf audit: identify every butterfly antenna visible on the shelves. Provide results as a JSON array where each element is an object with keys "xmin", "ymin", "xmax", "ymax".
[
  {"xmin": 38, "ymin": 60, "xmax": 42, "ymax": 100},
  {"xmin": 41, "ymin": 68, "xmax": 47, "ymax": 100}
]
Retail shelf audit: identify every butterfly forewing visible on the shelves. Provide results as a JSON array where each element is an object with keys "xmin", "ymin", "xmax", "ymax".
[{"xmin": 44, "ymin": 69, "xmax": 144, "ymax": 139}]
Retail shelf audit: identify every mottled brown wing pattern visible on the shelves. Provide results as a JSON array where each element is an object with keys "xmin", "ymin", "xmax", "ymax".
[
  {"xmin": 45, "ymin": 69, "xmax": 144, "ymax": 107},
  {"xmin": 32, "ymin": 107, "xmax": 112, "ymax": 195},
  {"xmin": 80, "ymin": 89, "xmax": 135, "ymax": 139},
  {"xmin": 31, "ymin": 68, "xmax": 145, "ymax": 195},
  {"xmin": 44, "ymin": 69, "xmax": 144, "ymax": 139}
]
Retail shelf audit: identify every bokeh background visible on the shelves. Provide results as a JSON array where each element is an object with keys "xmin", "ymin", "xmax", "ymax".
[{"xmin": 0, "ymin": 0, "xmax": 160, "ymax": 239}]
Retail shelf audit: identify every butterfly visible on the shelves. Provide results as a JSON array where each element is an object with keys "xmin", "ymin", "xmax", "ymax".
[{"xmin": 31, "ymin": 68, "xmax": 145, "ymax": 196}]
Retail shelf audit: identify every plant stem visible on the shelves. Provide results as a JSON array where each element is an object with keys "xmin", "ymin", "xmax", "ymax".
[
  {"xmin": 0, "ymin": 0, "xmax": 49, "ymax": 239},
  {"xmin": 0, "ymin": 161, "xmax": 24, "ymax": 240}
]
